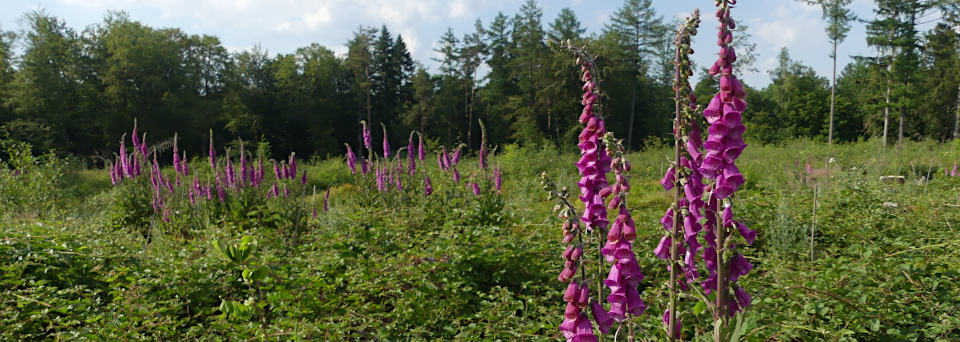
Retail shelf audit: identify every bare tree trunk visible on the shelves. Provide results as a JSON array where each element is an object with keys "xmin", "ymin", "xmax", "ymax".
[
  {"xmin": 954, "ymin": 79, "xmax": 959, "ymax": 139},
  {"xmin": 884, "ymin": 63, "xmax": 891, "ymax": 146},
  {"xmin": 899, "ymin": 104, "xmax": 905, "ymax": 145},
  {"xmin": 829, "ymin": 40, "xmax": 837, "ymax": 144},
  {"xmin": 884, "ymin": 82, "xmax": 891, "ymax": 145},
  {"xmin": 465, "ymin": 74, "xmax": 472, "ymax": 150},
  {"xmin": 365, "ymin": 64, "xmax": 372, "ymax": 125},
  {"xmin": 468, "ymin": 74, "xmax": 477, "ymax": 150}
]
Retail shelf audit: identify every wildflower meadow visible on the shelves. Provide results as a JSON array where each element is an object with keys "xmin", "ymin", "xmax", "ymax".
[{"xmin": 2, "ymin": 0, "xmax": 960, "ymax": 341}]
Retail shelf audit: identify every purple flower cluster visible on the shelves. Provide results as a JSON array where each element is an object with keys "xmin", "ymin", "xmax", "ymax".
[
  {"xmin": 600, "ymin": 155, "xmax": 646, "ymax": 321},
  {"xmin": 110, "ymin": 126, "xmax": 310, "ymax": 222},
  {"xmin": 557, "ymin": 57, "xmax": 644, "ymax": 342},
  {"xmin": 345, "ymin": 123, "xmax": 501, "ymax": 199},
  {"xmin": 699, "ymin": 0, "xmax": 756, "ymax": 317},
  {"xmin": 407, "ymin": 133, "xmax": 417, "ymax": 175},
  {"xmin": 575, "ymin": 63, "xmax": 612, "ymax": 233},
  {"xmin": 559, "ymin": 280, "xmax": 603, "ymax": 342}
]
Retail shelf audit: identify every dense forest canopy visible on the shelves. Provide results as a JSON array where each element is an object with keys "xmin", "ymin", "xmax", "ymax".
[{"xmin": 0, "ymin": 0, "xmax": 957, "ymax": 165}]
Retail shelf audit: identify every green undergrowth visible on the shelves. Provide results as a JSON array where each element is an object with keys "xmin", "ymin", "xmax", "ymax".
[{"xmin": 1, "ymin": 139, "xmax": 959, "ymax": 340}]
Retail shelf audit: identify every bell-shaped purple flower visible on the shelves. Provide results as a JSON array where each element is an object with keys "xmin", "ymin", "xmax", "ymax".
[
  {"xmin": 424, "ymin": 174, "xmax": 433, "ymax": 195},
  {"xmin": 345, "ymin": 143, "xmax": 357, "ymax": 173}
]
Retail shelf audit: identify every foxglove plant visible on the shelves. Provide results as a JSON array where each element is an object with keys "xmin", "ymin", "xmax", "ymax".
[
  {"xmin": 380, "ymin": 123, "xmax": 391, "ymax": 160},
  {"xmin": 362, "ymin": 121, "xmax": 373, "ymax": 159},
  {"xmin": 345, "ymin": 143, "xmax": 357, "ymax": 174},
  {"xmin": 699, "ymin": 0, "xmax": 756, "ymax": 337},
  {"xmin": 601, "ymin": 134, "xmax": 646, "ymax": 323},
  {"xmin": 541, "ymin": 172, "xmax": 598, "ymax": 342},
  {"xmin": 209, "ymin": 130, "xmax": 217, "ymax": 171},
  {"xmin": 545, "ymin": 41, "xmax": 648, "ymax": 341},
  {"xmin": 407, "ymin": 132, "xmax": 417, "ymax": 175},
  {"xmin": 659, "ymin": 11, "xmax": 702, "ymax": 340}
]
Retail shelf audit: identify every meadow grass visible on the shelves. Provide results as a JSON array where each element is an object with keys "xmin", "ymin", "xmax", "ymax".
[{"xmin": 1, "ymin": 139, "xmax": 959, "ymax": 340}]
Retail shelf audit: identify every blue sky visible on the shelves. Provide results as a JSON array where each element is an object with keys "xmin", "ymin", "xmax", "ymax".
[{"xmin": 0, "ymin": 0, "xmax": 947, "ymax": 87}]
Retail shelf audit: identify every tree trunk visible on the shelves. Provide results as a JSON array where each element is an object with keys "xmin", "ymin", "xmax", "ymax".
[
  {"xmin": 898, "ymin": 105, "xmax": 905, "ymax": 145},
  {"xmin": 954, "ymin": 80, "xmax": 960, "ymax": 139},
  {"xmin": 468, "ymin": 73, "xmax": 477, "ymax": 150},
  {"xmin": 365, "ymin": 64, "xmax": 372, "ymax": 125},
  {"xmin": 465, "ymin": 73, "xmax": 472, "ymax": 150},
  {"xmin": 829, "ymin": 40, "xmax": 837, "ymax": 144},
  {"xmin": 883, "ymin": 62, "xmax": 891, "ymax": 146}
]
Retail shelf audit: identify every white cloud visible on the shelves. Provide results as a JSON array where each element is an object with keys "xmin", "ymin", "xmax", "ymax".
[{"xmin": 753, "ymin": 1, "xmax": 823, "ymax": 53}]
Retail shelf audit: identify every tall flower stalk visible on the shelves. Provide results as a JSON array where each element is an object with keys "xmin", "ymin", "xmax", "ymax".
[
  {"xmin": 544, "ymin": 41, "xmax": 649, "ymax": 341},
  {"xmin": 661, "ymin": 10, "xmax": 701, "ymax": 341},
  {"xmin": 700, "ymin": 1, "xmax": 756, "ymax": 338}
]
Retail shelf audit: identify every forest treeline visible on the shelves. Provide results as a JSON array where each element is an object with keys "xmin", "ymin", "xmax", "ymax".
[{"xmin": 0, "ymin": 0, "xmax": 957, "ymax": 164}]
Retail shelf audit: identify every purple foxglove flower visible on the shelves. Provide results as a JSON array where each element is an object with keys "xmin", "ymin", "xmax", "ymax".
[
  {"xmin": 417, "ymin": 133, "xmax": 425, "ymax": 161},
  {"xmin": 590, "ymin": 301, "xmax": 613, "ymax": 333},
  {"xmin": 563, "ymin": 280, "xmax": 580, "ymax": 303},
  {"xmin": 441, "ymin": 147, "xmax": 450, "ymax": 170},
  {"xmin": 216, "ymin": 181, "xmax": 225, "ymax": 202},
  {"xmin": 625, "ymin": 286, "xmax": 646, "ymax": 316},
  {"xmin": 173, "ymin": 134, "xmax": 180, "ymax": 174},
  {"xmin": 381, "ymin": 125, "xmax": 391, "ymax": 159},
  {"xmin": 471, "ymin": 182, "xmax": 480, "ymax": 196},
  {"xmin": 209, "ymin": 132, "xmax": 217, "ymax": 171},
  {"xmin": 451, "ymin": 146, "xmax": 462, "ymax": 165},
  {"xmin": 576, "ymin": 283, "xmax": 590, "ymax": 307},
  {"xmin": 131, "ymin": 122, "xmax": 140, "ymax": 154},
  {"xmin": 270, "ymin": 183, "xmax": 279, "ymax": 198},
  {"xmin": 138, "ymin": 132, "xmax": 148, "ymax": 157},
  {"xmin": 661, "ymin": 167, "xmax": 675, "ymax": 191},
  {"xmin": 734, "ymin": 285, "xmax": 752, "ymax": 309},
  {"xmin": 345, "ymin": 143, "xmax": 357, "ymax": 173},
  {"xmin": 663, "ymin": 309, "xmax": 681, "ymax": 338},
  {"xmin": 181, "ymin": 152, "xmax": 190, "ymax": 176},
  {"xmin": 407, "ymin": 133, "xmax": 416, "ymax": 175},
  {"xmin": 301, "ymin": 170, "xmax": 307, "ymax": 186},
  {"xmin": 283, "ymin": 185, "xmax": 289, "ymax": 198},
  {"xmin": 131, "ymin": 154, "xmax": 141, "ymax": 177},
  {"xmin": 323, "ymin": 188, "xmax": 330, "ymax": 212},
  {"xmin": 654, "ymin": 236, "xmax": 672, "ymax": 260},
  {"xmin": 225, "ymin": 155, "xmax": 236, "ymax": 188},
  {"xmin": 952, "ymin": 163, "xmax": 958, "ymax": 177},
  {"xmin": 188, "ymin": 188, "xmax": 196, "ymax": 205},
  {"xmin": 360, "ymin": 159, "xmax": 368, "ymax": 175},
  {"xmin": 736, "ymin": 221, "xmax": 756, "ymax": 245},
  {"xmin": 119, "ymin": 139, "xmax": 130, "ymax": 178},
  {"xmin": 273, "ymin": 161, "xmax": 281, "ymax": 180},
  {"xmin": 728, "ymin": 253, "xmax": 752, "ymax": 282},
  {"xmin": 361, "ymin": 121, "xmax": 373, "ymax": 153},
  {"xmin": 395, "ymin": 175, "xmax": 403, "ymax": 192},
  {"xmin": 424, "ymin": 174, "xmax": 433, "ymax": 195},
  {"xmin": 288, "ymin": 153, "xmax": 297, "ymax": 179},
  {"xmin": 453, "ymin": 168, "xmax": 460, "ymax": 183},
  {"xmin": 573, "ymin": 314, "xmax": 597, "ymax": 342}
]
